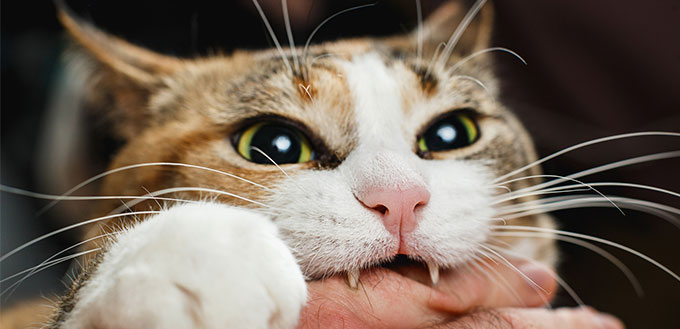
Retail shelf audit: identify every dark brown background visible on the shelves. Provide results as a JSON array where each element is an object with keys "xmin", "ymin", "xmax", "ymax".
[{"xmin": 1, "ymin": 1, "xmax": 679, "ymax": 328}]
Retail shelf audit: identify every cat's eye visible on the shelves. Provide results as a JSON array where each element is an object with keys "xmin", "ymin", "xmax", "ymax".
[
  {"xmin": 236, "ymin": 122, "xmax": 314, "ymax": 164},
  {"xmin": 418, "ymin": 112, "xmax": 479, "ymax": 153}
]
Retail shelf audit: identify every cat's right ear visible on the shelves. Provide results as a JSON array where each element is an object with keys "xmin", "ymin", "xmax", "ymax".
[{"xmin": 56, "ymin": 1, "xmax": 183, "ymax": 140}]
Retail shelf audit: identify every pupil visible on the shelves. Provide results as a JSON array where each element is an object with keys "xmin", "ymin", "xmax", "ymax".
[{"xmin": 250, "ymin": 125, "xmax": 301, "ymax": 164}]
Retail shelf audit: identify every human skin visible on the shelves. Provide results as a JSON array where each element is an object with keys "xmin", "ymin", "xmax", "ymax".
[{"xmin": 298, "ymin": 259, "xmax": 624, "ymax": 329}]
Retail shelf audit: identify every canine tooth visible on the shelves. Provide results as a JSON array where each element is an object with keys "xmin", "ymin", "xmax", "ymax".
[
  {"xmin": 427, "ymin": 262, "xmax": 440, "ymax": 286},
  {"xmin": 347, "ymin": 269, "xmax": 360, "ymax": 289}
]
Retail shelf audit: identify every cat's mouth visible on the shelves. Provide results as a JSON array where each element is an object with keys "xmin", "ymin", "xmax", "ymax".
[{"xmin": 345, "ymin": 255, "xmax": 440, "ymax": 289}]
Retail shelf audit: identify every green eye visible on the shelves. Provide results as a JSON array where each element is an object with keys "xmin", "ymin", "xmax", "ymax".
[
  {"xmin": 417, "ymin": 112, "xmax": 479, "ymax": 153},
  {"xmin": 236, "ymin": 122, "xmax": 314, "ymax": 164}
]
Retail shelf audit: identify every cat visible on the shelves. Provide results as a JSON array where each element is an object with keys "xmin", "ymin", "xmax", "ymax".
[{"xmin": 1, "ymin": 0, "xmax": 678, "ymax": 328}]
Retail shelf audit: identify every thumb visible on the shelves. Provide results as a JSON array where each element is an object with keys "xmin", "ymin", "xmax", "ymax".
[{"xmin": 428, "ymin": 258, "xmax": 558, "ymax": 312}]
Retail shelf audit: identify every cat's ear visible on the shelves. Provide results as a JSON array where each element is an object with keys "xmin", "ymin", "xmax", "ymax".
[
  {"xmin": 419, "ymin": 0, "xmax": 494, "ymax": 57},
  {"xmin": 56, "ymin": 2, "xmax": 183, "ymax": 140}
]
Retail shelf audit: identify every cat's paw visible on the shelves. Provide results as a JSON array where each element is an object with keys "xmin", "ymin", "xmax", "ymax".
[{"xmin": 61, "ymin": 202, "xmax": 307, "ymax": 329}]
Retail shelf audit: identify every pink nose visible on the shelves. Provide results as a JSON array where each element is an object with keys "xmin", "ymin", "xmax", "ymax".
[{"xmin": 358, "ymin": 186, "xmax": 430, "ymax": 237}]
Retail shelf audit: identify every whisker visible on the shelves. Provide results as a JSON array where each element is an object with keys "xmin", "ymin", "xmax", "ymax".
[
  {"xmin": 310, "ymin": 52, "xmax": 340, "ymax": 67},
  {"xmin": 469, "ymin": 254, "xmax": 529, "ymax": 307},
  {"xmin": 251, "ymin": 146, "xmax": 290, "ymax": 178},
  {"xmin": 492, "ymin": 174, "xmax": 623, "ymax": 215},
  {"xmin": 414, "ymin": 0, "xmax": 423, "ymax": 71},
  {"xmin": 495, "ymin": 132, "xmax": 680, "ymax": 184},
  {"xmin": 0, "ymin": 186, "xmax": 195, "ymax": 204},
  {"xmin": 425, "ymin": 41, "xmax": 446, "ymax": 76},
  {"xmin": 478, "ymin": 244, "xmax": 547, "ymax": 294},
  {"xmin": 488, "ymin": 232, "xmax": 644, "ymax": 297},
  {"xmin": 481, "ymin": 249, "xmax": 554, "ymax": 308},
  {"xmin": 302, "ymin": 3, "xmax": 376, "ymax": 74},
  {"xmin": 488, "ymin": 245, "xmax": 587, "ymax": 307},
  {"xmin": 0, "ymin": 233, "xmax": 114, "ymax": 285},
  {"xmin": 35, "ymin": 162, "xmax": 269, "ymax": 216},
  {"xmin": 452, "ymin": 75, "xmax": 490, "ymax": 94},
  {"xmin": 281, "ymin": 0, "xmax": 299, "ymax": 74},
  {"xmin": 495, "ymin": 185, "xmax": 512, "ymax": 193},
  {"xmin": 0, "ymin": 211, "xmax": 160, "ymax": 263},
  {"xmin": 495, "ymin": 195, "xmax": 680, "ymax": 227},
  {"xmin": 448, "ymin": 47, "xmax": 526, "ymax": 74},
  {"xmin": 497, "ymin": 181, "xmax": 680, "ymax": 205},
  {"xmin": 492, "ymin": 225, "xmax": 680, "ymax": 282},
  {"xmin": 434, "ymin": 0, "xmax": 488, "ymax": 69},
  {"xmin": 251, "ymin": 0, "xmax": 293, "ymax": 75},
  {"xmin": 1, "ymin": 248, "xmax": 101, "ymax": 298},
  {"xmin": 108, "ymin": 186, "xmax": 295, "ymax": 217},
  {"xmin": 298, "ymin": 83, "xmax": 314, "ymax": 101},
  {"xmin": 498, "ymin": 151, "xmax": 680, "ymax": 198}
]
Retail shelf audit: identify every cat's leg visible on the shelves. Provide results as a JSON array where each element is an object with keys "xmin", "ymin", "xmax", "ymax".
[{"xmin": 56, "ymin": 202, "xmax": 307, "ymax": 329}]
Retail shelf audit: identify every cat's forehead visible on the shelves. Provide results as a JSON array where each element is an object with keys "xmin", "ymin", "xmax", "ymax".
[{"xmin": 162, "ymin": 40, "xmax": 504, "ymax": 164}]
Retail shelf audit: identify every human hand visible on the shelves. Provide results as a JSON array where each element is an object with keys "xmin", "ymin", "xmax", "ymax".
[{"xmin": 297, "ymin": 259, "xmax": 623, "ymax": 329}]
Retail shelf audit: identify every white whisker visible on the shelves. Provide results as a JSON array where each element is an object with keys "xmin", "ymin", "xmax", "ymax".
[
  {"xmin": 452, "ymin": 75, "xmax": 490, "ymax": 94},
  {"xmin": 414, "ymin": 0, "xmax": 423, "ymax": 71},
  {"xmin": 1, "ymin": 248, "xmax": 101, "ymax": 298},
  {"xmin": 0, "ymin": 233, "xmax": 114, "ymax": 285},
  {"xmin": 251, "ymin": 146, "xmax": 290, "ymax": 178},
  {"xmin": 281, "ymin": 0, "xmax": 299, "ymax": 74},
  {"xmin": 434, "ymin": 0, "xmax": 488, "ymax": 69},
  {"xmin": 492, "ymin": 174, "xmax": 623, "ymax": 214},
  {"xmin": 34, "ymin": 162, "xmax": 269, "ymax": 216},
  {"xmin": 0, "ymin": 186, "xmax": 194, "ymax": 204},
  {"xmin": 251, "ymin": 0, "xmax": 293, "ymax": 74},
  {"xmin": 495, "ymin": 132, "xmax": 680, "ymax": 183},
  {"xmin": 448, "ymin": 47, "xmax": 526, "ymax": 74},
  {"xmin": 488, "ymin": 245, "xmax": 587, "ymax": 307},
  {"xmin": 0, "ymin": 211, "xmax": 160, "ymax": 263},
  {"xmin": 495, "ymin": 195, "xmax": 680, "ymax": 227},
  {"xmin": 478, "ymin": 244, "xmax": 547, "ymax": 294},
  {"xmin": 489, "ymin": 232, "xmax": 643, "ymax": 297},
  {"xmin": 302, "ymin": 3, "xmax": 376, "ymax": 75},
  {"xmin": 497, "ymin": 181, "xmax": 680, "ymax": 205},
  {"xmin": 492, "ymin": 225, "xmax": 680, "ymax": 282},
  {"xmin": 498, "ymin": 151, "xmax": 680, "ymax": 198},
  {"xmin": 108, "ymin": 186, "xmax": 294, "ymax": 217},
  {"xmin": 469, "ymin": 255, "xmax": 528, "ymax": 307},
  {"xmin": 425, "ymin": 42, "xmax": 447, "ymax": 77}
]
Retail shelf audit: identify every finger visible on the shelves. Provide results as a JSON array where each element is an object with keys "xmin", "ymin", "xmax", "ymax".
[
  {"xmin": 299, "ymin": 268, "xmax": 459, "ymax": 329},
  {"xmin": 433, "ymin": 307, "xmax": 625, "ymax": 329},
  {"xmin": 428, "ymin": 258, "xmax": 558, "ymax": 313}
]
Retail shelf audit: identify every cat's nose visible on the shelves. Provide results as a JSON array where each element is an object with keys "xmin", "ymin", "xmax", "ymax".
[{"xmin": 358, "ymin": 186, "xmax": 430, "ymax": 237}]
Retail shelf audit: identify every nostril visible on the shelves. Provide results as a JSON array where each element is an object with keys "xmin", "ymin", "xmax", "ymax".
[
  {"xmin": 372, "ymin": 204, "xmax": 388, "ymax": 215},
  {"xmin": 414, "ymin": 200, "xmax": 427, "ymax": 211}
]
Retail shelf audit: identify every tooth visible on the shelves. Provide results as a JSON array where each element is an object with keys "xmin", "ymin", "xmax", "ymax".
[
  {"xmin": 427, "ymin": 262, "xmax": 440, "ymax": 286},
  {"xmin": 347, "ymin": 269, "xmax": 360, "ymax": 289}
]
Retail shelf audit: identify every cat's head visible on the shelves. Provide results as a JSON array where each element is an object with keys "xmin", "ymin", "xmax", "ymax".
[{"xmin": 60, "ymin": 0, "xmax": 555, "ymax": 279}]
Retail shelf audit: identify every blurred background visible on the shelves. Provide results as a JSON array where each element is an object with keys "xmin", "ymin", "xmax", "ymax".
[{"xmin": 1, "ymin": 0, "xmax": 679, "ymax": 328}]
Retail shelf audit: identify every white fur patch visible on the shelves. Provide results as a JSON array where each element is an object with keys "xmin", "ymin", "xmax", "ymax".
[{"xmin": 63, "ymin": 203, "xmax": 306, "ymax": 329}]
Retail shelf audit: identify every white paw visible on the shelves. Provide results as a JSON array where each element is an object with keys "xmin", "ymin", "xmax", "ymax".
[{"xmin": 62, "ymin": 202, "xmax": 307, "ymax": 329}]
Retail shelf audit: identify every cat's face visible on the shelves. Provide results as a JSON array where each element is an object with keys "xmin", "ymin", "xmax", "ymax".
[{"xmin": 63, "ymin": 2, "xmax": 555, "ymax": 280}]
